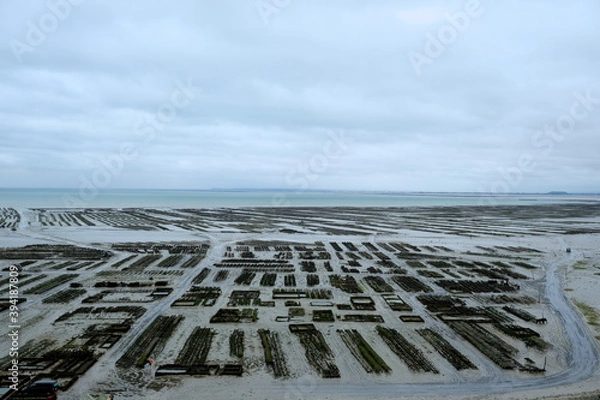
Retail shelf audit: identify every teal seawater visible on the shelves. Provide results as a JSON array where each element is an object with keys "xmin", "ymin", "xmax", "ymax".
[{"xmin": 0, "ymin": 189, "xmax": 594, "ymax": 209}]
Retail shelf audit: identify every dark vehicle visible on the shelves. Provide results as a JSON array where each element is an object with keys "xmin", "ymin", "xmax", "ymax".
[{"xmin": 14, "ymin": 380, "xmax": 58, "ymax": 399}]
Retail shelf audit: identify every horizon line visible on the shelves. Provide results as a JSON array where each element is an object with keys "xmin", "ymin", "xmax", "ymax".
[{"xmin": 0, "ymin": 188, "xmax": 598, "ymax": 196}]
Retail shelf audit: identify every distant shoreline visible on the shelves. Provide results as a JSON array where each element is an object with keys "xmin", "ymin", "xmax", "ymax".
[{"xmin": 0, "ymin": 188, "xmax": 597, "ymax": 209}]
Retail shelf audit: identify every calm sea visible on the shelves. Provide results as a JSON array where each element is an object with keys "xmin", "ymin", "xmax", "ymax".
[{"xmin": 0, "ymin": 189, "xmax": 596, "ymax": 209}]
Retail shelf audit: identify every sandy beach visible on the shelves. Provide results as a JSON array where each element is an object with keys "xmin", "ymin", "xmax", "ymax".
[{"xmin": 1, "ymin": 204, "xmax": 599, "ymax": 400}]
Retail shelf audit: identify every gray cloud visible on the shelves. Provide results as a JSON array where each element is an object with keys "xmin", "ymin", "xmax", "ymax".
[{"xmin": 0, "ymin": 0, "xmax": 599, "ymax": 193}]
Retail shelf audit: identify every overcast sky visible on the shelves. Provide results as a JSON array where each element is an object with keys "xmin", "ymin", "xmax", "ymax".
[{"xmin": 1, "ymin": 0, "xmax": 599, "ymax": 193}]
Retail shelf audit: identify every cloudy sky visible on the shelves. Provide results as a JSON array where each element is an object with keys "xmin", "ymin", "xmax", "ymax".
[{"xmin": 1, "ymin": 0, "xmax": 599, "ymax": 193}]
